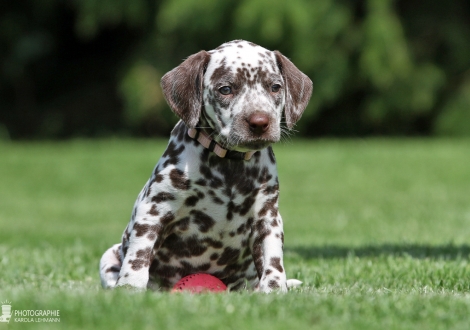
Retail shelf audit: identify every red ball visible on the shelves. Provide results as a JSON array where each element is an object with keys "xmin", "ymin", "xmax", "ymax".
[{"xmin": 172, "ymin": 273, "xmax": 227, "ymax": 293}]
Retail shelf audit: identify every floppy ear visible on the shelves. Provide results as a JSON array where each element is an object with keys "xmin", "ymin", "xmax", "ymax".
[
  {"xmin": 274, "ymin": 51, "xmax": 313, "ymax": 129},
  {"xmin": 161, "ymin": 51, "xmax": 211, "ymax": 128}
]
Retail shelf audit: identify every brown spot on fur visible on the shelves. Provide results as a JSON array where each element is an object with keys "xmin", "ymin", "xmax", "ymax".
[
  {"xmin": 246, "ymin": 166, "xmax": 260, "ymax": 179},
  {"xmin": 270, "ymin": 257, "xmax": 284, "ymax": 273},
  {"xmin": 236, "ymin": 222, "xmax": 246, "ymax": 235},
  {"xmin": 199, "ymin": 165, "xmax": 223, "ymax": 189},
  {"xmin": 170, "ymin": 168, "xmax": 190, "ymax": 190},
  {"xmin": 172, "ymin": 120, "xmax": 187, "ymax": 142},
  {"xmin": 156, "ymin": 250, "xmax": 170, "ymax": 263},
  {"xmin": 148, "ymin": 204, "xmax": 159, "ymax": 216},
  {"xmin": 153, "ymin": 264, "xmax": 178, "ymax": 280},
  {"xmin": 152, "ymin": 192, "xmax": 176, "ymax": 203},
  {"xmin": 212, "ymin": 196, "xmax": 224, "ymax": 204},
  {"xmin": 258, "ymin": 167, "xmax": 273, "ymax": 184},
  {"xmin": 210, "ymin": 58, "xmax": 230, "ymax": 86},
  {"xmin": 190, "ymin": 210, "xmax": 215, "ymax": 232},
  {"xmin": 202, "ymin": 237, "xmax": 224, "ymax": 249},
  {"xmin": 239, "ymin": 194, "xmax": 257, "ymax": 216},
  {"xmin": 177, "ymin": 217, "xmax": 190, "ymax": 231},
  {"xmin": 195, "ymin": 178, "xmax": 206, "ymax": 186},
  {"xmin": 252, "ymin": 221, "xmax": 272, "ymax": 277},
  {"xmin": 263, "ymin": 182, "xmax": 279, "ymax": 195},
  {"xmin": 160, "ymin": 211, "xmax": 175, "ymax": 225},
  {"xmin": 136, "ymin": 247, "xmax": 152, "ymax": 259},
  {"xmin": 258, "ymin": 194, "xmax": 279, "ymax": 218},
  {"xmin": 162, "ymin": 141, "xmax": 185, "ymax": 167},
  {"xmin": 185, "ymin": 195, "xmax": 200, "ymax": 207},
  {"xmin": 129, "ymin": 247, "xmax": 152, "ymax": 271},
  {"xmin": 159, "ymin": 234, "xmax": 210, "ymax": 259},
  {"xmin": 217, "ymin": 247, "xmax": 241, "ymax": 266},
  {"xmin": 134, "ymin": 223, "xmax": 157, "ymax": 237}
]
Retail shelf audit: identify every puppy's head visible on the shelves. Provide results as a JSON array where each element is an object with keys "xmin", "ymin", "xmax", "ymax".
[{"xmin": 161, "ymin": 40, "xmax": 312, "ymax": 151}]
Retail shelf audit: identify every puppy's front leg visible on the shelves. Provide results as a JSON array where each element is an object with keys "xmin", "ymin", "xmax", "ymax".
[
  {"xmin": 116, "ymin": 176, "xmax": 183, "ymax": 290},
  {"xmin": 251, "ymin": 183, "xmax": 287, "ymax": 293},
  {"xmin": 251, "ymin": 215, "xmax": 287, "ymax": 293}
]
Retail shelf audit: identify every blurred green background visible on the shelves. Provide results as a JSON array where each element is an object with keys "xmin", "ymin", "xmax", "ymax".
[{"xmin": 1, "ymin": 0, "xmax": 469, "ymax": 140}]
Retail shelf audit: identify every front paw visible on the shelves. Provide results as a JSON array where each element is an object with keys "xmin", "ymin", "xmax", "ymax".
[
  {"xmin": 115, "ymin": 272, "xmax": 148, "ymax": 292},
  {"xmin": 258, "ymin": 278, "xmax": 288, "ymax": 293}
]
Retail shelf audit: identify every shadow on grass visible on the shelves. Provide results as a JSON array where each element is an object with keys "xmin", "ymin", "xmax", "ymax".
[{"xmin": 286, "ymin": 243, "xmax": 470, "ymax": 260}]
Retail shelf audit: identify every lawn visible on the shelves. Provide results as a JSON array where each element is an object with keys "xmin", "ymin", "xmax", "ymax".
[{"xmin": 0, "ymin": 138, "xmax": 469, "ymax": 329}]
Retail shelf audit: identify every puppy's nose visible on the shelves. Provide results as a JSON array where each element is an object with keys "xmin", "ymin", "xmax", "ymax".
[{"xmin": 248, "ymin": 113, "xmax": 270, "ymax": 135}]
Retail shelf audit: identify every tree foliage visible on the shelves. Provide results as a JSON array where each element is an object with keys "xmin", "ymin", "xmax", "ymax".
[{"xmin": 0, "ymin": 0, "xmax": 469, "ymax": 139}]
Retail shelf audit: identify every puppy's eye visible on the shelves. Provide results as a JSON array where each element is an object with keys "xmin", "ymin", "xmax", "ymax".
[
  {"xmin": 219, "ymin": 86, "xmax": 232, "ymax": 95},
  {"xmin": 271, "ymin": 84, "xmax": 281, "ymax": 93}
]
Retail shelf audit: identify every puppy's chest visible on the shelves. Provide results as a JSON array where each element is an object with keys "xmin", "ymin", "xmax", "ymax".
[
  {"xmin": 148, "ymin": 143, "xmax": 276, "ymax": 274},
  {"xmin": 152, "ymin": 201, "xmax": 254, "ymax": 286},
  {"xmin": 151, "ymin": 166, "xmax": 261, "ymax": 274},
  {"xmin": 159, "ymin": 184, "xmax": 257, "ymax": 256}
]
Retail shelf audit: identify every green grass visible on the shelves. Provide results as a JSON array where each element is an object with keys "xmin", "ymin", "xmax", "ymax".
[{"xmin": 1, "ymin": 138, "xmax": 470, "ymax": 329}]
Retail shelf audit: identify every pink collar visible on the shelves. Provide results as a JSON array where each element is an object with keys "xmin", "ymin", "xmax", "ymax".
[{"xmin": 187, "ymin": 128, "xmax": 256, "ymax": 161}]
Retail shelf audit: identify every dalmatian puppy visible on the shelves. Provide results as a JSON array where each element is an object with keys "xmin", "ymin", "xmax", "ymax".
[{"xmin": 99, "ymin": 40, "xmax": 312, "ymax": 292}]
